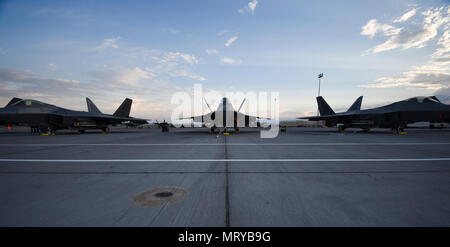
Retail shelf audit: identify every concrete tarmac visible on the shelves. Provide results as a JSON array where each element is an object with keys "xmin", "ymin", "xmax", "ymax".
[{"xmin": 0, "ymin": 127, "xmax": 449, "ymax": 226}]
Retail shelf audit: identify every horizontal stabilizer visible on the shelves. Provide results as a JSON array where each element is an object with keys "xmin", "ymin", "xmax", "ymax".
[
  {"xmin": 86, "ymin": 97, "xmax": 102, "ymax": 114},
  {"xmin": 347, "ymin": 96, "xmax": 363, "ymax": 112},
  {"xmin": 316, "ymin": 96, "xmax": 335, "ymax": 116},
  {"xmin": 6, "ymin": 97, "xmax": 22, "ymax": 107},
  {"xmin": 113, "ymin": 98, "xmax": 132, "ymax": 117}
]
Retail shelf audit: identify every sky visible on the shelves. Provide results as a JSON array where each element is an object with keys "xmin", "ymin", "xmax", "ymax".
[{"xmin": 0, "ymin": 0, "xmax": 449, "ymax": 120}]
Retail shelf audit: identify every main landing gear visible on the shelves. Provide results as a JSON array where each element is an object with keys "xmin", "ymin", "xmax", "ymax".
[
  {"xmin": 42, "ymin": 128, "xmax": 57, "ymax": 136},
  {"xmin": 392, "ymin": 126, "xmax": 406, "ymax": 135},
  {"xmin": 31, "ymin": 126, "xmax": 47, "ymax": 134}
]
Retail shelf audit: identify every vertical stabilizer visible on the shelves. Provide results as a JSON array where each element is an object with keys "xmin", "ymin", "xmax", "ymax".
[
  {"xmin": 113, "ymin": 98, "xmax": 132, "ymax": 117},
  {"xmin": 86, "ymin": 98, "xmax": 102, "ymax": 114},
  {"xmin": 347, "ymin": 96, "xmax": 363, "ymax": 112},
  {"xmin": 6, "ymin": 97, "xmax": 22, "ymax": 107},
  {"xmin": 316, "ymin": 96, "xmax": 335, "ymax": 116}
]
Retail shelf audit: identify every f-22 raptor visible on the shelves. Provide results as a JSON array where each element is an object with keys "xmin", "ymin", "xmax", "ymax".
[
  {"xmin": 0, "ymin": 97, "xmax": 147, "ymax": 134},
  {"xmin": 300, "ymin": 95, "xmax": 450, "ymax": 133},
  {"xmin": 186, "ymin": 97, "xmax": 264, "ymax": 134}
]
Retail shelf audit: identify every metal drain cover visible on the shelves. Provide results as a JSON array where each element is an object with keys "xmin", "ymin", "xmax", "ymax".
[
  {"xmin": 155, "ymin": 192, "xmax": 173, "ymax": 198},
  {"xmin": 133, "ymin": 186, "xmax": 187, "ymax": 207}
]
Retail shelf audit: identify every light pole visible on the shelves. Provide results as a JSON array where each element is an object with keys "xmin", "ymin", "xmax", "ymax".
[
  {"xmin": 318, "ymin": 73, "xmax": 323, "ymax": 96},
  {"xmin": 317, "ymin": 73, "xmax": 323, "ymax": 116}
]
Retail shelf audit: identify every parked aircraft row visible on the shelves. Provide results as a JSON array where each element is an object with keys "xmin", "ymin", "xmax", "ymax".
[
  {"xmin": 300, "ymin": 95, "xmax": 450, "ymax": 134},
  {"xmin": 0, "ymin": 97, "xmax": 147, "ymax": 134},
  {"xmin": 0, "ymin": 95, "xmax": 449, "ymax": 134}
]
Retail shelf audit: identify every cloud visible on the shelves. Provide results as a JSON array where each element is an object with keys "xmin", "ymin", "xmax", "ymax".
[
  {"xmin": 160, "ymin": 52, "xmax": 199, "ymax": 65},
  {"xmin": 238, "ymin": 0, "xmax": 259, "ymax": 15},
  {"xmin": 89, "ymin": 49, "xmax": 205, "ymax": 84},
  {"xmin": 362, "ymin": 7, "xmax": 448, "ymax": 55},
  {"xmin": 167, "ymin": 69, "xmax": 206, "ymax": 81},
  {"xmin": 0, "ymin": 38, "xmax": 211, "ymax": 120},
  {"xmin": 0, "ymin": 67, "xmax": 79, "ymax": 86},
  {"xmin": 360, "ymin": 6, "xmax": 450, "ymax": 93},
  {"xmin": 362, "ymin": 69, "xmax": 450, "ymax": 90},
  {"xmin": 48, "ymin": 63, "xmax": 56, "ymax": 71},
  {"xmin": 361, "ymin": 40, "xmax": 450, "ymax": 91},
  {"xmin": 96, "ymin": 37, "xmax": 120, "ymax": 51},
  {"xmin": 205, "ymin": 49, "xmax": 220, "ymax": 55},
  {"xmin": 89, "ymin": 67, "xmax": 157, "ymax": 86},
  {"xmin": 300, "ymin": 110, "xmax": 317, "ymax": 117},
  {"xmin": 0, "ymin": 67, "xmax": 85, "ymax": 103},
  {"xmin": 225, "ymin": 35, "xmax": 238, "ymax": 47},
  {"xmin": 432, "ymin": 30, "xmax": 450, "ymax": 63},
  {"xmin": 0, "ymin": 39, "xmax": 208, "ymax": 120},
  {"xmin": 221, "ymin": 57, "xmax": 242, "ymax": 65},
  {"xmin": 393, "ymin": 8, "xmax": 418, "ymax": 23},
  {"xmin": 360, "ymin": 19, "xmax": 402, "ymax": 39},
  {"xmin": 0, "ymin": 66, "xmax": 207, "ymax": 120},
  {"xmin": 247, "ymin": 0, "xmax": 259, "ymax": 15},
  {"xmin": 435, "ymin": 87, "xmax": 450, "ymax": 103}
]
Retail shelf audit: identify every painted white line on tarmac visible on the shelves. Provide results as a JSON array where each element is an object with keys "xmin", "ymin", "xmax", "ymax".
[
  {"xmin": 0, "ymin": 158, "xmax": 450, "ymax": 162},
  {"xmin": 0, "ymin": 143, "xmax": 450, "ymax": 146}
]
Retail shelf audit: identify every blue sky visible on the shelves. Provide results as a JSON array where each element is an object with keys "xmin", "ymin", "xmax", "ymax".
[{"xmin": 0, "ymin": 0, "xmax": 449, "ymax": 120}]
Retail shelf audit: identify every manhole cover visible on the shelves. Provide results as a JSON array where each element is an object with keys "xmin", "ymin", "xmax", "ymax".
[
  {"xmin": 133, "ymin": 186, "xmax": 187, "ymax": 207},
  {"xmin": 155, "ymin": 192, "xmax": 173, "ymax": 198}
]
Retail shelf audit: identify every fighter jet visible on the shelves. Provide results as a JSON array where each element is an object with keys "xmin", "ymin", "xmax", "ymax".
[
  {"xmin": 85, "ymin": 97, "xmax": 152, "ymax": 129},
  {"xmin": 0, "ymin": 97, "xmax": 147, "ymax": 134},
  {"xmin": 186, "ymin": 97, "xmax": 263, "ymax": 134},
  {"xmin": 299, "ymin": 95, "xmax": 450, "ymax": 133}
]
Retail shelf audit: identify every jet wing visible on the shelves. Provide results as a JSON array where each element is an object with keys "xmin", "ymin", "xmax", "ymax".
[
  {"xmin": 60, "ymin": 111, "xmax": 148, "ymax": 125},
  {"xmin": 0, "ymin": 113, "xmax": 54, "ymax": 125},
  {"xmin": 234, "ymin": 111, "xmax": 263, "ymax": 127},
  {"xmin": 235, "ymin": 111, "xmax": 259, "ymax": 120},
  {"xmin": 182, "ymin": 112, "xmax": 214, "ymax": 122},
  {"xmin": 90, "ymin": 115, "xmax": 148, "ymax": 124},
  {"xmin": 297, "ymin": 111, "xmax": 387, "ymax": 121}
]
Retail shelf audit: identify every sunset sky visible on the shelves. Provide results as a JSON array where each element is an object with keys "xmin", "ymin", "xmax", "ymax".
[{"xmin": 0, "ymin": 0, "xmax": 449, "ymax": 120}]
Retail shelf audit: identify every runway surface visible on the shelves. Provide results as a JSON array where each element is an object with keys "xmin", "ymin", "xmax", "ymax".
[{"xmin": 0, "ymin": 127, "xmax": 449, "ymax": 226}]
